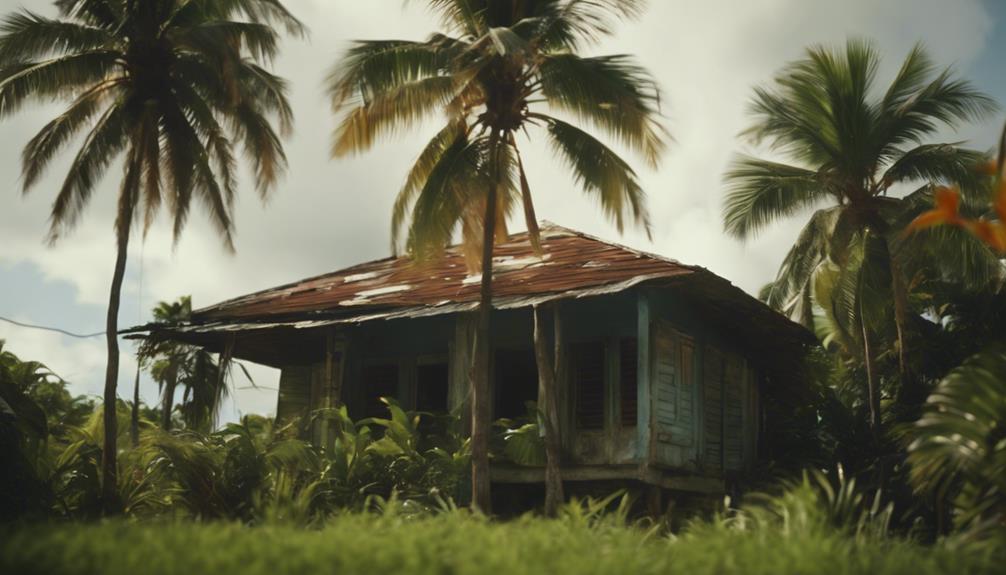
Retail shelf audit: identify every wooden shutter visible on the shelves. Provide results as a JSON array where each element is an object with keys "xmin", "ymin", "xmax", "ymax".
[
  {"xmin": 723, "ymin": 353, "xmax": 746, "ymax": 471},
  {"xmin": 619, "ymin": 338, "xmax": 638, "ymax": 427},
  {"xmin": 652, "ymin": 321, "xmax": 697, "ymax": 465},
  {"xmin": 702, "ymin": 346, "xmax": 724, "ymax": 471}
]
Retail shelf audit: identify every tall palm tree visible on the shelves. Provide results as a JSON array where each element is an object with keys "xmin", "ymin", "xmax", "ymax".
[
  {"xmin": 327, "ymin": 0, "xmax": 666, "ymax": 512},
  {"xmin": 0, "ymin": 0, "xmax": 303, "ymax": 511},
  {"xmin": 723, "ymin": 40, "xmax": 997, "ymax": 431}
]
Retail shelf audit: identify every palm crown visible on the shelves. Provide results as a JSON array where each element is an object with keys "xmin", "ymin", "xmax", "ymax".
[
  {"xmin": 327, "ymin": 0, "xmax": 667, "ymax": 262},
  {"xmin": 724, "ymin": 40, "xmax": 997, "ymax": 326},
  {"xmin": 0, "ymin": 0, "xmax": 303, "ymax": 246}
]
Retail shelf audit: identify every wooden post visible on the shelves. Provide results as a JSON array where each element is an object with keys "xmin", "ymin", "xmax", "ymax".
[
  {"xmin": 322, "ymin": 330, "xmax": 335, "ymax": 448},
  {"xmin": 449, "ymin": 313, "xmax": 476, "ymax": 436},
  {"xmin": 534, "ymin": 303, "xmax": 564, "ymax": 516},
  {"xmin": 216, "ymin": 336, "xmax": 235, "ymax": 430}
]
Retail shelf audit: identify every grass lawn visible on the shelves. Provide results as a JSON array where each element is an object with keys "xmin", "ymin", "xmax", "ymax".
[{"xmin": 2, "ymin": 513, "xmax": 1002, "ymax": 575}]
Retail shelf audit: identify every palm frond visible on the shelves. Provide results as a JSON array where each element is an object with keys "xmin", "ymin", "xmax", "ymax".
[
  {"xmin": 231, "ymin": 100, "xmax": 287, "ymax": 200},
  {"xmin": 0, "ymin": 51, "xmax": 120, "ymax": 118},
  {"xmin": 21, "ymin": 79, "xmax": 123, "ymax": 191},
  {"xmin": 766, "ymin": 206, "xmax": 842, "ymax": 317},
  {"xmin": 420, "ymin": 0, "xmax": 487, "ymax": 37},
  {"xmin": 238, "ymin": 61, "xmax": 293, "ymax": 136},
  {"xmin": 405, "ymin": 132, "xmax": 490, "ymax": 261},
  {"xmin": 882, "ymin": 144, "xmax": 988, "ymax": 193},
  {"xmin": 538, "ymin": 53, "xmax": 666, "ymax": 167},
  {"xmin": 0, "ymin": 10, "xmax": 112, "ymax": 64},
  {"xmin": 517, "ymin": 0, "xmax": 646, "ymax": 50},
  {"xmin": 332, "ymin": 75, "xmax": 458, "ymax": 157},
  {"xmin": 723, "ymin": 156, "xmax": 830, "ymax": 239},
  {"xmin": 392, "ymin": 120, "xmax": 468, "ymax": 253},
  {"xmin": 175, "ymin": 20, "xmax": 280, "ymax": 64},
  {"xmin": 907, "ymin": 342, "xmax": 1006, "ymax": 528},
  {"xmin": 47, "ymin": 101, "xmax": 128, "ymax": 242},
  {"xmin": 541, "ymin": 115, "xmax": 649, "ymax": 235},
  {"xmin": 326, "ymin": 37, "xmax": 461, "ymax": 110},
  {"xmin": 879, "ymin": 66, "xmax": 997, "ymax": 154},
  {"xmin": 170, "ymin": 0, "xmax": 306, "ymax": 38}
]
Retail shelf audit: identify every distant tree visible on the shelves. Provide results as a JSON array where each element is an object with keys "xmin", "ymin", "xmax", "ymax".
[
  {"xmin": 328, "ymin": 0, "xmax": 666, "ymax": 514},
  {"xmin": 137, "ymin": 296, "xmax": 235, "ymax": 434},
  {"xmin": 0, "ymin": 0, "xmax": 302, "ymax": 511},
  {"xmin": 723, "ymin": 40, "xmax": 997, "ymax": 431}
]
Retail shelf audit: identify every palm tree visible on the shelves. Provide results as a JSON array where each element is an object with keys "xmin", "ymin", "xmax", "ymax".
[
  {"xmin": 0, "ymin": 0, "xmax": 303, "ymax": 511},
  {"xmin": 327, "ymin": 0, "xmax": 667, "ymax": 513},
  {"xmin": 137, "ymin": 297, "xmax": 193, "ymax": 431},
  {"xmin": 723, "ymin": 40, "xmax": 997, "ymax": 431}
]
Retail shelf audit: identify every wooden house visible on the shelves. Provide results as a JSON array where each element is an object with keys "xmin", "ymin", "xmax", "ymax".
[{"xmin": 134, "ymin": 223, "xmax": 812, "ymax": 499}]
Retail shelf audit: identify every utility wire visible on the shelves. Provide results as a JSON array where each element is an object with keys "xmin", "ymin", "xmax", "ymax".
[{"xmin": 0, "ymin": 315, "xmax": 106, "ymax": 338}]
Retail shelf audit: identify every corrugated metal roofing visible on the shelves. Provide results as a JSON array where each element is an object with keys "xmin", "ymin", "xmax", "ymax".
[{"xmin": 194, "ymin": 223, "xmax": 699, "ymax": 323}]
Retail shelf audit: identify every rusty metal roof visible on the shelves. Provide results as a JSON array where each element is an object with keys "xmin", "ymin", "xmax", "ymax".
[
  {"xmin": 194, "ymin": 223, "xmax": 699, "ymax": 322},
  {"xmin": 127, "ymin": 223, "xmax": 813, "ymax": 353}
]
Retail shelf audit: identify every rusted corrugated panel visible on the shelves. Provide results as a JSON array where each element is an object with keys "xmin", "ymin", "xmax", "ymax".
[{"xmin": 194, "ymin": 223, "xmax": 698, "ymax": 322}]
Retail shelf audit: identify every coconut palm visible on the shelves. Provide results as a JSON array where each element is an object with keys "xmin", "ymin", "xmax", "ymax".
[
  {"xmin": 327, "ymin": 0, "xmax": 666, "ymax": 512},
  {"xmin": 137, "ymin": 297, "xmax": 193, "ymax": 431},
  {"xmin": 723, "ymin": 40, "xmax": 997, "ymax": 430},
  {"xmin": 0, "ymin": 0, "xmax": 303, "ymax": 511}
]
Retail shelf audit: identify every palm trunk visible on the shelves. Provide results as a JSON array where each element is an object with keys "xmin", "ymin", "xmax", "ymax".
[
  {"xmin": 471, "ymin": 131, "xmax": 501, "ymax": 514},
  {"xmin": 160, "ymin": 371, "xmax": 177, "ymax": 430},
  {"xmin": 860, "ymin": 299, "xmax": 879, "ymax": 436},
  {"xmin": 887, "ymin": 248, "xmax": 910, "ymax": 379},
  {"xmin": 130, "ymin": 364, "xmax": 141, "ymax": 446},
  {"xmin": 102, "ymin": 222, "xmax": 131, "ymax": 514},
  {"xmin": 533, "ymin": 304, "xmax": 564, "ymax": 516}
]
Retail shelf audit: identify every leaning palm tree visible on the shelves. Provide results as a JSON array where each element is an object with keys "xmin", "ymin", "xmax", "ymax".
[
  {"xmin": 327, "ymin": 0, "xmax": 666, "ymax": 512},
  {"xmin": 0, "ymin": 0, "xmax": 303, "ymax": 511},
  {"xmin": 723, "ymin": 40, "xmax": 997, "ymax": 431}
]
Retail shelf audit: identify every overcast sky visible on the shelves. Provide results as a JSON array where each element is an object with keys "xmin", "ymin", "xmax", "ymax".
[{"xmin": 1, "ymin": 0, "xmax": 1004, "ymax": 422}]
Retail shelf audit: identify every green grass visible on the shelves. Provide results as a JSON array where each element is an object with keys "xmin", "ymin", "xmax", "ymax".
[{"xmin": 2, "ymin": 513, "xmax": 1002, "ymax": 575}]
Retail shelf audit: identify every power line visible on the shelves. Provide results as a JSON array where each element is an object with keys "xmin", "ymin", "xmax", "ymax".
[{"xmin": 0, "ymin": 315, "xmax": 106, "ymax": 339}]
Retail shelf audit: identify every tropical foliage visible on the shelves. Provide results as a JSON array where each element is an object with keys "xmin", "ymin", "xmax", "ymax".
[{"xmin": 906, "ymin": 343, "xmax": 1006, "ymax": 533}]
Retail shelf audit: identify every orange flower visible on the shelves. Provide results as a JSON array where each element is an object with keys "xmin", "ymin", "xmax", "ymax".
[
  {"xmin": 977, "ymin": 160, "xmax": 1000, "ymax": 176},
  {"xmin": 907, "ymin": 186, "xmax": 962, "ymax": 232},
  {"xmin": 967, "ymin": 220, "xmax": 1006, "ymax": 253}
]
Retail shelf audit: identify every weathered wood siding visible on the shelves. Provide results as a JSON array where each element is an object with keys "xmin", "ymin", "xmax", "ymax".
[
  {"xmin": 702, "ymin": 346, "xmax": 724, "ymax": 473},
  {"xmin": 276, "ymin": 350, "xmax": 345, "ymax": 444},
  {"xmin": 650, "ymin": 320, "xmax": 698, "ymax": 468}
]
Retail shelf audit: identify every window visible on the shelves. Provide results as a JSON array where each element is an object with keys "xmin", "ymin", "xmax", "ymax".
[
  {"xmin": 494, "ymin": 348, "xmax": 538, "ymax": 420},
  {"xmin": 362, "ymin": 363, "xmax": 398, "ymax": 419},
  {"xmin": 573, "ymin": 341, "xmax": 606, "ymax": 430},
  {"xmin": 416, "ymin": 362, "xmax": 449, "ymax": 413},
  {"xmin": 619, "ymin": 338, "xmax": 638, "ymax": 427}
]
